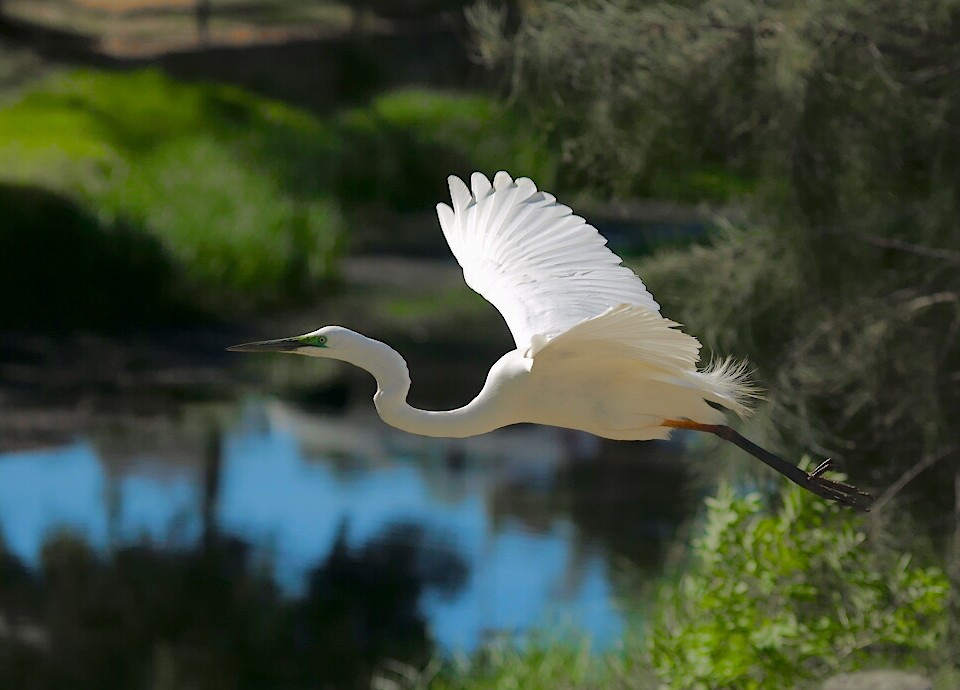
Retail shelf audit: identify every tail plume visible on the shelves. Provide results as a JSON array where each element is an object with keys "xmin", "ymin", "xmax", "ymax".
[{"xmin": 696, "ymin": 356, "xmax": 763, "ymax": 419}]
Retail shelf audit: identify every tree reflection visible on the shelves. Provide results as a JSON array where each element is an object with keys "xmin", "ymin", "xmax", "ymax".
[
  {"xmin": 488, "ymin": 438, "xmax": 694, "ymax": 570},
  {"xmin": 294, "ymin": 520, "xmax": 467, "ymax": 688},
  {"xmin": 0, "ymin": 518, "xmax": 466, "ymax": 690}
]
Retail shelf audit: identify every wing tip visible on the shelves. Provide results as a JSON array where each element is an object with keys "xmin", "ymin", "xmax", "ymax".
[
  {"xmin": 448, "ymin": 171, "xmax": 538, "ymax": 209},
  {"xmin": 447, "ymin": 175, "xmax": 472, "ymax": 212},
  {"xmin": 493, "ymin": 170, "xmax": 515, "ymax": 189},
  {"xmin": 470, "ymin": 171, "xmax": 494, "ymax": 199},
  {"xmin": 436, "ymin": 201, "xmax": 455, "ymax": 224}
]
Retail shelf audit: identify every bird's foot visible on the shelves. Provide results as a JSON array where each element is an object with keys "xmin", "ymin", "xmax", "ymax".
[{"xmin": 804, "ymin": 459, "xmax": 873, "ymax": 512}]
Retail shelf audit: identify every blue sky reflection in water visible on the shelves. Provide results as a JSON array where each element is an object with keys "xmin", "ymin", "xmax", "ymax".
[{"xmin": 0, "ymin": 399, "xmax": 630, "ymax": 653}]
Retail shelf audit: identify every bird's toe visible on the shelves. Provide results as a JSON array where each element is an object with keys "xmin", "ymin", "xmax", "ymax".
[{"xmin": 803, "ymin": 462, "xmax": 873, "ymax": 512}]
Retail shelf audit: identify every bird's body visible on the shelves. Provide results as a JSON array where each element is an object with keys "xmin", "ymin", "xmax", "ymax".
[
  {"xmin": 231, "ymin": 172, "xmax": 871, "ymax": 509},
  {"xmin": 328, "ymin": 311, "xmax": 743, "ymax": 441}
]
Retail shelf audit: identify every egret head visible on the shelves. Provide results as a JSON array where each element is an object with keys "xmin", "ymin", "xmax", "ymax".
[{"xmin": 228, "ymin": 326, "xmax": 357, "ymax": 359}]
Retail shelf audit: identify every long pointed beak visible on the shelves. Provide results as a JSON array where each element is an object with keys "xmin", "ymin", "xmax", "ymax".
[{"xmin": 227, "ymin": 337, "xmax": 301, "ymax": 353}]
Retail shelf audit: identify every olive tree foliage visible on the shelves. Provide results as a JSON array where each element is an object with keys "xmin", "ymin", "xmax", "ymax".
[
  {"xmin": 469, "ymin": 0, "xmax": 960, "ymax": 197},
  {"xmin": 468, "ymin": 0, "xmax": 960, "ymax": 507}
]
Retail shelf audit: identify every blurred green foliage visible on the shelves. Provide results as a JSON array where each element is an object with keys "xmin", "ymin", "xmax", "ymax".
[
  {"xmin": 470, "ymin": 0, "xmax": 960, "ymax": 202},
  {"xmin": 0, "ymin": 183, "xmax": 194, "ymax": 329},
  {"xmin": 0, "ymin": 69, "xmax": 344, "ymax": 320},
  {"xmin": 335, "ymin": 90, "xmax": 556, "ymax": 210},
  {"xmin": 649, "ymin": 481, "xmax": 949, "ymax": 689},
  {"xmin": 0, "ymin": 68, "xmax": 552, "ymax": 328}
]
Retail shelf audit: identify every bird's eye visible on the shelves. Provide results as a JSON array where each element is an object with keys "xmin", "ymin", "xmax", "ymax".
[{"xmin": 317, "ymin": 336, "xmax": 327, "ymax": 345}]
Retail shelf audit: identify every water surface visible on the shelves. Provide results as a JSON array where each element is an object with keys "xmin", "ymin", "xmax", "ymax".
[{"xmin": 0, "ymin": 397, "xmax": 690, "ymax": 656}]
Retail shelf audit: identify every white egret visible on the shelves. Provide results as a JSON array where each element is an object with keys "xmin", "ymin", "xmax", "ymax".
[{"xmin": 230, "ymin": 172, "xmax": 871, "ymax": 510}]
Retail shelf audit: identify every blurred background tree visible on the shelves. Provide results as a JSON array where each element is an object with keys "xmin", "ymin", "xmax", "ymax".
[
  {"xmin": 470, "ymin": 0, "xmax": 960, "ymax": 521},
  {"xmin": 195, "ymin": 0, "xmax": 211, "ymax": 44}
]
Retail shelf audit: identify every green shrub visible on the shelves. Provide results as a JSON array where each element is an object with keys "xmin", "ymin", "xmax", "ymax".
[
  {"xmin": 470, "ymin": 0, "xmax": 960, "ymax": 204},
  {"xmin": 648, "ymin": 482, "xmax": 949, "ymax": 690},
  {"xmin": 95, "ymin": 136, "xmax": 344, "ymax": 302}
]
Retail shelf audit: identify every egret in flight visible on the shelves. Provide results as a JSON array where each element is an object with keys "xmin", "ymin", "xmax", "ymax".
[{"xmin": 230, "ymin": 172, "xmax": 871, "ymax": 510}]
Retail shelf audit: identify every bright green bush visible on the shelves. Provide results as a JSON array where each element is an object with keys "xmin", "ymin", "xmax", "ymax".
[
  {"xmin": 95, "ymin": 136, "xmax": 343, "ymax": 301},
  {"xmin": 0, "ymin": 69, "xmax": 345, "ymax": 313},
  {"xmin": 648, "ymin": 482, "xmax": 949, "ymax": 690}
]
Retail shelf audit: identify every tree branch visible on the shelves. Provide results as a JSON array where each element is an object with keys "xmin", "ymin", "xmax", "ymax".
[
  {"xmin": 846, "ymin": 230, "xmax": 960, "ymax": 264},
  {"xmin": 871, "ymin": 444, "xmax": 958, "ymax": 514}
]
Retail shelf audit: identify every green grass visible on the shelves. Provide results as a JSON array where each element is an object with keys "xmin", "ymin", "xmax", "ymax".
[
  {"xmin": 378, "ymin": 285, "xmax": 490, "ymax": 321},
  {"xmin": 0, "ymin": 69, "xmax": 344, "ymax": 318},
  {"xmin": 0, "ymin": 69, "xmax": 554, "ymax": 328},
  {"xmin": 422, "ymin": 636, "xmax": 653, "ymax": 690}
]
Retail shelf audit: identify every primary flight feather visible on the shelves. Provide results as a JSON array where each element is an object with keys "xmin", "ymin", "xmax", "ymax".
[
  {"xmin": 438, "ymin": 171, "xmax": 659, "ymax": 346},
  {"xmin": 230, "ymin": 172, "xmax": 871, "ymax": 510}
]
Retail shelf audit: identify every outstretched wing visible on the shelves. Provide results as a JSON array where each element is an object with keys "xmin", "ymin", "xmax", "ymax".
[{"xmin": 436, "ymin": 171, "xmax": 659, "ymax": 349}]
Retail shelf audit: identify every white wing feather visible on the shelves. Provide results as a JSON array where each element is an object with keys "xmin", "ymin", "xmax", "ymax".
[
  {"xmin": 533, "ymin": 303, "xmax": 700, "ymax": 369},
  {"xmin": 437, "ymin": 171, "xmax": 659, "ymax": 349}
]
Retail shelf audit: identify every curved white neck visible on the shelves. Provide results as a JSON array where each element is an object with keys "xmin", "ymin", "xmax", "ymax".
[{"xmin": 336, "ymin": 335, "xmax": 503, "ymax": 438}]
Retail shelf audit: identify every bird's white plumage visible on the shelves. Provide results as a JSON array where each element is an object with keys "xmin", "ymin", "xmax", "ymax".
[
  {"xmin": 232, "ymin": 170, "xmax": 757, "ymax": 441},
  {"xmin": 230, "ymin": 171, "xmax": 881, "ymax": 508},
  {"xmin": 437, "ymin": 171, "xmax": 659, "ymax": 349}
]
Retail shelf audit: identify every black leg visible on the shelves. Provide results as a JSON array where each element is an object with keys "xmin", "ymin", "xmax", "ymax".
[{"xmin": 662, "ymin": 419, "xmax": 873, "ymax": 512}]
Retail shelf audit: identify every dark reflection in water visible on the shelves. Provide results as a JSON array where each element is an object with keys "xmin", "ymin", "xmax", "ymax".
[
  {"xmin": 0, "ymin": 397, "xmax": 691, "ymax": 688},
  {"xmin": 0, "ymin": 524, "xmax": 463, "ymax": 689}
]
